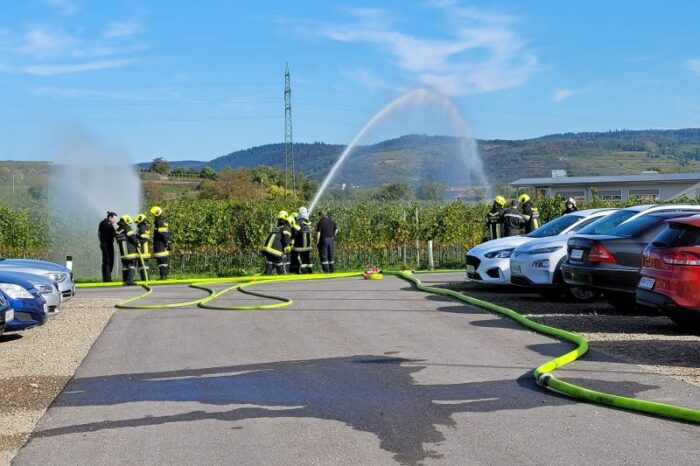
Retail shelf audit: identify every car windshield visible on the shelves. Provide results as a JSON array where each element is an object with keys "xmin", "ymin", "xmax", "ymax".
[
  {"xmin": 606, "ymin": 215, "xmax": 666, "ymax": 237},
  {"xmin": 527, "ymin": 214, "xmax": 582, "ymax": 238},
  {"xmin": 576, "ymin": 209, "xmax": 637, "ymax": 235}
]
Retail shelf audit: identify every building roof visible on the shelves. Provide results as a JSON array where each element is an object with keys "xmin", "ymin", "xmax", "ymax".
[{"xmin": 510, "ymin": 172, "xmax": 700, "ymax": 187}]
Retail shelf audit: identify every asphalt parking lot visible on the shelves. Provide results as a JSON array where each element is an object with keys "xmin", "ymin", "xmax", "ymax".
[{"xmin": 10, "ymin": 273, "xmax": 700, "ymax": 465}]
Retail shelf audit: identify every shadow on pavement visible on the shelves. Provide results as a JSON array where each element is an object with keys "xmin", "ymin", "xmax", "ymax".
[{"xmin": 34, "ymin": 355, "xmax": 659, "ymax": 465}]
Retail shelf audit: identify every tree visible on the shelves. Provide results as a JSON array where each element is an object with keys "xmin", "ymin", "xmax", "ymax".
[
  {"xmin": 200, "ymin": 166, "xmax": 216, "ymax": 180},
  {"xmin": 415, "ymin": 182, "xmax": 445, "ymax": 201},
  {"xmin": 374, "ymin": 182, "xmax": 414, "ymax": 201},
  {"xmin": 198, "ymin": 168, "xmax": 267, "ymax": 201},
  {"xmin": 150, "ymin": 157, "xmax": 170, "ymax": 175},
  {"xmin": 144, "ymin": 181, "xmax": 165, "ymax": 203}
]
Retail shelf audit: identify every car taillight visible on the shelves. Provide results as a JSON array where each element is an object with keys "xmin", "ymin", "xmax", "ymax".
[
  {"xmin": 661, "ymin": 251, "xmax": 700, "ymax": 266},
  {"xmin": 588, "ymin": 243, "xmax": 617, "ymax": 263},
  {"xmin": 641, "ymin": 246, "xmax": 653, "ymax": 267}
]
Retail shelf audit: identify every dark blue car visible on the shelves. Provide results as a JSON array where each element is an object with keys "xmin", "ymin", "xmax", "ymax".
[
  {"xmin": 0, "ymin": 293, "xmax": 11, "ymax": 335},
  {"xmin": 0, "ymin": 271, "xmax": 48, "ymax": 332}
]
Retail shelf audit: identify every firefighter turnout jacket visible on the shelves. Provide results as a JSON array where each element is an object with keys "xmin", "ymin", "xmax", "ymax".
[
  {"xmin": 521, "ymin": 201, "xmax": 540, "ymax": 234},
  {"xmin": 262, "ymin": 223, "xmax": 293, "ymax": 257},
  {"xmin": 115, "ymin": 220, "xmax": 139, "ymax": 259},
  {"xmin": 486, "ymin": 205, "xmax": 504, "ymax": 240},
  {"xmin": 153, "ymin": 216, "xmax": 171, "ymax": 259},
  {"xmin": 293, "ymin": 217, "xmax": 313, "ymax": 252},
  {"xmin": 502, "ymin": 208, "xmax": 525, "ymax": 237}
]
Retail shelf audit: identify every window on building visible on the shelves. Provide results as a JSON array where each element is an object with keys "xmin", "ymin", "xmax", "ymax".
[
  {"xmin": 629, "ymin": 189, "xmax": 660, "ymax": 201},
  {"xmin": 599, "ymin": 190, "xmax": 622, "ymax": 201},
  {"xmin": 556, "ymin": 190, "xmax": 586, "ymax": 201}
]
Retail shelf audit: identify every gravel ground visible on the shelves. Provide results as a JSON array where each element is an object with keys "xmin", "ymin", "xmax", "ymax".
[
  {"xmin": 0, "ymin": 297, "xmax": 117, "ymax": 466},
  {"xmin": 443, "ymin": 280, "xmax": 700, "ymax": 387}
]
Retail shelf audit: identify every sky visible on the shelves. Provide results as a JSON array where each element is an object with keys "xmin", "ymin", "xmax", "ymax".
[{"xmin": 1, "ymin": 0, "xmax": 700, "ymax": 163}]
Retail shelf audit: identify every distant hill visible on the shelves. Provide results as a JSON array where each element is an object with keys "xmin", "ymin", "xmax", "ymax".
[{"xmin": 140, "ymin": 128, "xmax": 700, "ymax": 186}]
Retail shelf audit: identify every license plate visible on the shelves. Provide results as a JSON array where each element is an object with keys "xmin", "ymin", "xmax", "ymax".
[
  {"xmin": 5, "ymin": 309, "xmax": 14, "ymax": 322},
  {"xmin": 570, "ymin": 249, "xmax": 584, "ymax": 260},
  {"xmin": 512, "ymin": 264, "xmax": 522, "ymax": 275},
  {"xmin": 466, "ymin": 265, "xmax": 475, "ymax": 274},
  {"xmin": 638, "ymin": 277, "xmax": 655, "ymax": 290}
]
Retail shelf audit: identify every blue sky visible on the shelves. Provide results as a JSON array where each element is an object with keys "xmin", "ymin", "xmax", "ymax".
[{"xmin": 1, "ymin": 0, "xmax": 699, "ymax": 163}]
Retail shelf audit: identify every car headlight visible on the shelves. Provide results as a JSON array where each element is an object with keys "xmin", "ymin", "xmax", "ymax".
[
  {"xmin": 35, "ymin": 284, "xmax": 54, "ymax": 295},
  {"xmin": 45, "ymin": 272, "xmax": 67, "ymax": 282},
  {"xmin": 532, "ymin": 259, "xmax": 550, "ymax": 270},
  {"xmin": 0, "ymin": 283, "xmax": 34, "ymax": 299},
  {"xmin": 529, "ymin": 246, "xmax": 563, "ymax": 255},
  {"xmin": 485, "ymin": 248, "xmax": 514, "ymax": 259}
]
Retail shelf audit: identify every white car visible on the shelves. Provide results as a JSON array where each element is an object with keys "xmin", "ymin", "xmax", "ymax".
[
  {"xmin": 0, "ymin": 259, "xmax": 75, "ymax": 301},
  {"xmin": 510, "ymin": 204, "xmax": 700, "ymax": 300},
  {"xmin": 466, "ymin": 208, "xmax": 616, "ymax": 285}
]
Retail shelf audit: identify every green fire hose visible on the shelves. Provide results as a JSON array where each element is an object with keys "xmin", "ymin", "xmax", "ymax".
[{"xmin": 76, "ymin": 270, "xmax": 700, "ymax": 424}]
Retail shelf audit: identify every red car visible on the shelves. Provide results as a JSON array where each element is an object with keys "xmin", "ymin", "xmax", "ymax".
[{"xmin": 637, "ymin": 215, "xmax": 700, "ymax": 327}]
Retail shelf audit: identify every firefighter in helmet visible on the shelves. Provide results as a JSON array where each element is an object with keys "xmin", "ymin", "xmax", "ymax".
[
  {"xmin": 285, "ymin": 212, "xmax": 299, "ymax": 273},
  {"xmin": 134, "ymin": 213, "xmax": 152, "ymax": 281},
  {"xmin": 115, "ymin": 214, "xmax": 139, "ymax": 285},
  {"xmin": 150, "ymin": 206, "xmax": 172, "ymax": 280},
  {"xmin": 292, "ymin": 206, "xmax": 313, "ymax": 274},
  {"xmin": 486, "ymin": 195, "xmax": 507, "ymax": 241},
  {"xmin": 563, "ymin": 197, "xmax": 578, "ymax": 215},
  {"xmin": 502, "ymin": 200, "xmax": 525, "ymax": 237},
  {"xmin": 261, "ymin": 210, "xmax": 293, "ymax": 275},
  {"xmin": 518, "ymin": 193, "xmax": 540, "ymax": 234}
]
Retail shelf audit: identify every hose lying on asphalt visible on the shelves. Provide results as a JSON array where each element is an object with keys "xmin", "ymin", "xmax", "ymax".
[
  {"xmin": 78, "ymin": 270, "xmax": 700, "ymax": 423},
  {"xmin": 394, "ymin": 271, "xmax": 700, "ymax": 425}
]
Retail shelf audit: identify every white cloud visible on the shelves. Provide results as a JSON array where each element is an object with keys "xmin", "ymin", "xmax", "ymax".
[
  {"xmin": 18, "ymin": 27, "xmax": 76, "ymax": 59},
  {"xmin": 23, "ymin": 59, "xmax": 138, "ymax": 76},
  {"xmin": 344, "ymin": 68, "xmax": 391, "ymax": 90},
  {"xmin": 44, "ymin": 0, "xmax": 79, "ymax": 16},
  {"xmin": 553, "ymin": 89, "xmax": 574, "ymax": 102},
  {"xmin": 686, "ymin": 59, "xmax": 700, "ymax": 76},
  {"xmin": 300, "ymin": 3, "xmax": 537, "ymax": 96},
  {"xmin": 103, "ymin": 20, "xmax": 143, "ymax": 38}
]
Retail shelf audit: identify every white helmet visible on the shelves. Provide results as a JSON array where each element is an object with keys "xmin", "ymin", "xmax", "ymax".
[
  {"xmin": 298, "ymin": 206, "xmax": 309, "ymax": 220},
  {"xmin": 567, "ymin": 197, "xmax": 576, "ymax": 205}
]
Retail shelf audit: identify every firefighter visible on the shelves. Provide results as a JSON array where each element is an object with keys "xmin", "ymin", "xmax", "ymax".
[
  {"xmin": 261, "ymin": 210, "xmax": 293, "ymax": 275},
  {"xmin": 134, "ymin": 213, "xmax": 152, "ymax": 281},
  {"xmin": 502, "ymin": 200, "xmax": 525, "ymax": 237},
  {"xmin": 150, "ymin": 206, "xmax": 172, "ymax": 280},
  {"xmin": 518, "ymin": 193, "xmax": 540, "ymax": 234},
  {"xmin": 292, "ymin": 206, "xmax": 313, "ymax": 274},
  {"xmin": 486, "ymin": 195, "xmax": 507, "ymax": 241},
  {"xmin": 115, "ymin": 214, "xmax": 139, "ymax": 285},
  {"xmin": 285, "ymin": 212, "xmax": 299, "ymax": 273},
  {"xmin": 316, "ymin": 209, "xmax": 339, "ymax": 273},
  {"xmin": 563, "ymin": 197, "xmax": 578, "ymax": 214}
]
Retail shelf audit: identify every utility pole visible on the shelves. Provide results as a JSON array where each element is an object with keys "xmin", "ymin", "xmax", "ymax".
[{"xmin": 284, "ymin": 63, "xmax": 296, "ymax": 199}]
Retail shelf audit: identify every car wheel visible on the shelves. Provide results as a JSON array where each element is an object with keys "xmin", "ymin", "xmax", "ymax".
[
  {"xmin": 665, "ymin": 311, "xmax": 700, "ymax": 330},
  {"xmin": 565, "ymin": 286, "xmax": 600, "ymax": 303},
  {"xmin": 604, "ymin": 292, "xmax": 637, "ymax": 312}
]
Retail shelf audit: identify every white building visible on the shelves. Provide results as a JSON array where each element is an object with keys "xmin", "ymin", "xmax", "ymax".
[{"xmin": 510, "ymin": 173, "xmax": 700, "ymax": 201}]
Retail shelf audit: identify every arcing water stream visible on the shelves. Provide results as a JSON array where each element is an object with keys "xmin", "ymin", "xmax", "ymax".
[{"xmin": 309, "ymin": 88, "xmax": 489, "ymax": 213}]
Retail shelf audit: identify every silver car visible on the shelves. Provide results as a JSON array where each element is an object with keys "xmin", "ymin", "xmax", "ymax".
[
  {"xmin": 1, "ymin": 271, "xmax": 62, "ymax": 315},
  {"xmin": 0, "ymin": 259, "xmax": 75, "ymax": 301}
]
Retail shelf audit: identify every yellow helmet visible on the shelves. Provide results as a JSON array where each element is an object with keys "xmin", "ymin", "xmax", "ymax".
[
  {"xmin": 277, "ymin": 210, "xmax": 289, "ymax": 220},
  {"xmin": 120, "ymin": 214, "xmax": 133, "ymax": 224},
  {"xmin": 494, "ymin": 195, "xmax": 507, "ymax": 207},
  {"xmin": 287, "ymin": 213, "xmax": 297, "ymax": 225},
  {"xmin": 150, "ymin": 206, "xmax": 163, "ymax": 217},
  {"xmin": 134, "ymin": 213, "xmax": 147, "ymax": 223},
  {"xmin": 518, "ymin": 193, "xmax": 531, "ymax": 204}
]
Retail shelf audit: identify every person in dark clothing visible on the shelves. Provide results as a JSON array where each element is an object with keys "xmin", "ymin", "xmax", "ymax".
[
  {"xmin": 518, "ymin": 193, "xmax": 540, "ymax": 234},
  {"xmin": 261, "ymin": 211, "xmax": 293, "ymax": 275},
  {"xmin": 134, "ymin": 213, "xmax": 152, "ymax": 281},
  {"xmin": 502, "ymin": 201, "xmax": 525, "ymax": 237},
  {"xmin": 150, "ymin": 206, "xmax": 172, "ymax": 280},
  {"xmin": 486, "ymin": 195, "xmax": 507, "ymax": 241},
  {"xmin": 98, "ymin": 211, "xmax": 118, "ymax": 282},
  {"xmin": 115, "ymin": 214, "xmax": 139, "ymax": 285},
  {"xmin": 292, "ymin": 206, "xmax": 313, "ymax": 274},
  {"xmin": 316, "ymin": 210, "xmax": 339, "ymax": 273},
  {"xmin": 563, "ymin": 197, "xmax": 578, "ymax": 215}
]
